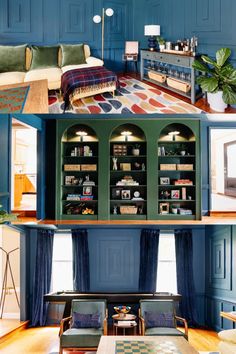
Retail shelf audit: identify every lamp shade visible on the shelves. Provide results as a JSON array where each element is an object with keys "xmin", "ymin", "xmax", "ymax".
[{"xmin": 144, "ymin": 25, "xmax": 160, "ymax": 36}]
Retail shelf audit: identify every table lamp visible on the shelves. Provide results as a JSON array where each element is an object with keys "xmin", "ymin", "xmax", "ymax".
[{"xmin": 144, "ymin": 25, "xmax": 160, "ymax": 51}]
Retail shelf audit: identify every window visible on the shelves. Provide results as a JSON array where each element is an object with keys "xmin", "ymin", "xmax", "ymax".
[
  {"xmin": 156, "ymin": 233, "xmax": 177, "ymax": 294},
  {"xmin": 51, "ymin": 233, "xmax": 73, "ymax": 292}
]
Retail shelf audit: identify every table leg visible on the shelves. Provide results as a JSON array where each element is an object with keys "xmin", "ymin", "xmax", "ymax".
[{"xmin": 123, "ymin": 327, "xmax": 125, "ymax": 335}]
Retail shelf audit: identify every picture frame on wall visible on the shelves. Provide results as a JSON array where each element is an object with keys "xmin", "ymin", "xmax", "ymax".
[
  {"xmin": 121, "ymin": 190, "xmax": 131, "ymax": 200},
  {"xmin": 160, "ymin": 177, "xmax": 170, "ymax": 185}
]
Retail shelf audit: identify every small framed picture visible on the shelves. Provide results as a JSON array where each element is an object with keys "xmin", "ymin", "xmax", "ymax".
[
  {"xmin": 121, "ymin": 190, "xmax": 131, "ymax": 200},
  {"xmin": 171, "ymin": 190, "xmax": 180, "ymax": 199},
  {"xmin": 159, "ymin": 202, "xmax": 169, "ymax": 214},
  {"xmin": 112, "ymin": 188, "xmax": 121, "ymax": 200},
  {"xmin": 83, "ymin": 186, "xmax": 92, "ymax": 196},
  {"xmin": 120, "ymin": 163, "xmax": 131, "ymax": 171},
  {"xmin": 160, "ymin": 177, "xmax": 170, "ymax": 185}
]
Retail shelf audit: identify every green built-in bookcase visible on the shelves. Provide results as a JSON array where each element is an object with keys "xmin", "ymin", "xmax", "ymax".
[{"xmin": 55, "ymin": 118, "xmax": 201, "ymax": 220}]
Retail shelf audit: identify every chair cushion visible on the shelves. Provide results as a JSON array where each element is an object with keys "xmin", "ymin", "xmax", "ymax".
[
  {"xmin": 144, "ymin": 311, "xmax": 175, "ymax": 328},
  {"xmin": 24, "ymin": 67, "xmax": 62, "ymax": 90},
  {"xmin": 218, "ymin": 329, "xmax": 236, "ymax": 344},
  {"xmin": 0, "ymin": 72, "xmax": 26, "ymax": 86},
  {"xmin": 60, "ymin": 328, "xmax": 102, "ymax": 348},
  {"xmin": 61, "ymin": 44, "xmax": 86, "ymax": 67},
  {"xmin": 0, "ymin": 45, "xmax": 27, "ymax": 73},
  {"xmin": 71, "ymin": 311, "xmax": 101, "ymax": 329},
  {"xmin": 30, "ymin": 45, "xmax": 59, "ymax": 70},
  {"xmin": 219, "ymin": 340, "xmax": 236, "ymax": 354},
  {"xmin": 145, "ymin": 327, "xmax": 185, "ymax": 337}
]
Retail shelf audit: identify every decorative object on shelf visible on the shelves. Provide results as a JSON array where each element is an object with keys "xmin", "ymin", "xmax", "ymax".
[
  {"xmin": 192, "ymin": 47, "xmax": 236, "ymax": 112},
  {"xmin": 160, "ymin": 190, "xmax": 171, "ymax": 199},
  {"xmin": 120, "ymin": 163, "xmax": 131, "ymax": 171},
  {"xmin": 160, "ymin": 177, "xmax": 170, "ymax": 185},
  {"xmin": 113, "ymin": 205, "xmax": 118, "ymax": 214},
  {"xmin": 180, "ymin": 150, "xmax": 186, "ymax": 156},
  {"xmin": 113, "ymin": 144, "xmax": 127, "ymax": 156},
  {"xmin": 167, "ymin": 77, "xmax": 191, "ymax": 93},
  {"xmin": 0, "ymin": 246, "xmax": 20, "ymax": 318},
  {"xmin": 120, "ymin": 205, "xmax": 138, "ymax": 215},
  {"xmin": 160, "ymin": 164, "xmax": 176, "ymax": 170},
  {"xmin": 171, "ymin": 190, "xmax": 180, "ymax": 199},
  {"xmin": 83, "ymin": 175, "xmax": 95, "ymax": 186},
  {"xmin": 93, "ymin": 8, "xmax": 114, "ymax": 60},
  {"xmin": 112, "ymin": 189, "xmax": 121, "ymax": 199},
  {"xmin": 171, "ymin": 206, "xmax": 178, "ymax": 214},
  {"xmin": 114, "ymin": 305, "xmax": 131, "ymax": 318},
  {"xmin": 116, "ymin": 175, "xmax": 139, "ymax": 186},
  {"xmin": 112, "ymin": 157, "xmax": 118, "ymax": 170},
  {"xmin": 83, "ymin": 186, "xmax": 92, "ymax": 196},
  {"xmin": 157, "ymin": 36, "xmax": 165, "ymax": 52},
  {"xmin": 121, "ymin": 130, "xmax": 132, "ymax": 142},
  {"xmin": 80, "ymin": 164, "xmax": 97, "ymax": 171},
  {"xmin": 142, "ymin": 163, "xmax": 145, "ymax": 171},
  {"xmin": 0, "ymin": 205, "xmax": 17, "ymax": 224},
  {"xmin": 144, "ymin": 25, "xmax": 160, "ymax": 51},
  {"xmin": 121, "ymin": 190, "xmax": 131, "ymax": 200},
  {"xmin": 64, "ymin": 164, "xmax": 80, "ymax": 171},
  {"xmin": 79, "ymin": 178, "xmax": 83, "ymax": 185},
  {"xmin": 176, "ymin": 164, "xmax": 193, "ymax": 171},
  {"xmin": 174, "ymin": 179, "xmax": 193, "ymax": 185},
  {"xmin": 132, "ymin": 144, "xmax": 140, "ymax": 156},
  {"xmin": 159, "ymin": 202, "xmax": 169, "ymax": 214}
]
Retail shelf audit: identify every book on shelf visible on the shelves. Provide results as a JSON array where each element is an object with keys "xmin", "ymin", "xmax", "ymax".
[
  {"xmin": 117, "ymin": 320, "xmax": 136, "ymax": 327},
  {"xmin": 181, "ymin": 187, "xmax": 186, "ymax": 200}
]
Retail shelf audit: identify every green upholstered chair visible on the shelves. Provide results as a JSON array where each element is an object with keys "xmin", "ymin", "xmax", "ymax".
[
  {"xmin": 139, "ymin": 299, "xmax": 188, "ymax": 340},
  {"xmin": 59, "ymin": 299, "xmax": 108, "ymax": 354}
]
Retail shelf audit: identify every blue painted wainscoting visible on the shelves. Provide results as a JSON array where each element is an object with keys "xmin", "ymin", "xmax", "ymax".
[
  {"xmin": 205, "ymin": 225, "xmax": 236, "ymax": 331},
  {"xmin": 1, "ymin": 0, "xmax": 236, "ymax": 71},
  {"xmin": 0, "ymin": 115, "xmax": 11, "ymax": 211}
]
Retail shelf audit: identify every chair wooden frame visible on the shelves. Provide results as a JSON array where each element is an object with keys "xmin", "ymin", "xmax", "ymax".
[
  {"xmin": 59, "ymin": 308, "xmax": 108, "ymax": 354},
  {"xmin": 138, "ymin": 308, "xmax": 188, "ymax": 339}
]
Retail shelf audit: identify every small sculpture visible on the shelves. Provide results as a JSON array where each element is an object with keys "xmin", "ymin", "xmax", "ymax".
[
  {"xmin": 113, "ymin": 206, "xmax": 118, "ymax": 214},
  {"xmin": 142, "ymin": 163, "xmax": 145, "ymax": 171},
  {"xmin": 79, "ymin": 178, "xmax": 83, "ymax": 185},
  {"xmin": 112, "ymin": 157, "xmax": 118, "ymax": 170},
  {"xmin": 85, "ymin": 175, "xmax": 90, "ymax": 182}
]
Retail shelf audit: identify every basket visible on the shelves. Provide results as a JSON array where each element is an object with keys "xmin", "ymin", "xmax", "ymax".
[
  {"xmin": 80, "ymin": 164, "xmax": 97, "ymax": 171},
  {"xmin": 167, "ymin": 77, "xmax": 191, "ymax": 93},
  {"xmin": 176, "ymin": 164, "xmax": 193, "ymax": 171},
  {"xmin": 148, "ymin": 71, "xmax": 166, "ymax": 83},
  {"xmin": 120, "ymin": 206, "xmax": 138, "ymax": 215},
  {"xmin": 160, "ymin": 164, "xmax": 176, "ymax": 170},
  {"xmin": 64, "ymin": 164, "xmax": 80, "ymax": 171}
]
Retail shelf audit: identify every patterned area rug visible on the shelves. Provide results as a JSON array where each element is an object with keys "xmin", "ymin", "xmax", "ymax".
[
  {"xmin": 48, "ymin": 76, "xmax": 203, "ymax": 114},
  {"xmin": 0, "ymin": 86, "xmax": 29, "ymax": 113}
]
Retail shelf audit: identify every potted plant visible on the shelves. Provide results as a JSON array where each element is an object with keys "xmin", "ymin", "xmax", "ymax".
[
  {"xmin": 132, "ymin": 144, "xmax": 140, "ymax": 156},
  {"xmin": 157, "ymin": 36, "xmax": 165, "ymax": 52},
  {"xmin": 192, "ymin": 47, "xmax": 236, "ymax": 112},
  {"xmin": 0, "ymin": 205, "xmax": 17, "ymax": 224}
]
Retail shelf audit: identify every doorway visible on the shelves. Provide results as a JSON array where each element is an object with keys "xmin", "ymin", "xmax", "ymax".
[
  {"xmin": 210, "ymin": 129, "xmax": 236, "ymax": 212},
  {"xmin": 11, "ymin": 119, "xmax": 37, "ymax": 216}
]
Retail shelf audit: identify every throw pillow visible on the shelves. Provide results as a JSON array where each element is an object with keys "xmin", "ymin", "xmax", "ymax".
[
  {"xmin": 60, "ymin": 44, "xmax": 86, "ymax": 67},
  {"xmin": 71, "ymin": 311, "xmax": 101, "ymax": 329},
  {"xmin": 0, "ymin": 44, "xmax": 27, "ymax": 72},
  {"xmin": 144, "ymin": 311, "xmax": 175, "ymax": 328},
  {"xmin": 30, "ymin": 45, "xmax": 59, "ymax": 70}
]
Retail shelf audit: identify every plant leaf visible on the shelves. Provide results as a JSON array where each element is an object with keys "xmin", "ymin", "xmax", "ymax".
[
  {"xmin": 192, "ymin": 60, "xmax": 212, "ymax": 74},
  {"xmin": 201, "ymin": 55, "xmax": 218, "ymax": 68},
  {"xmin": 197, "ymin": 76, "xmax": 219, "ymax": 92},
  {"xmin": 216, "ymin": 48, "xmax": 231, "ymax": 67},
  {"xmin": 223, "ymin": 85, "xmax": 236, "ymax": 104}
]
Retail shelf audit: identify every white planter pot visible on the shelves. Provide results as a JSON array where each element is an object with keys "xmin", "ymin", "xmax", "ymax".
[
  {"xmin": 132, "ymin": 149, "xmax": 140, "ymax": 156},
  {"xmin": 159, "ymin": 44, "xmax": 165, "ymax": 52},
  {"xmin": 207, "ymin": 91, "xmax": 227, "ymax": 112}
]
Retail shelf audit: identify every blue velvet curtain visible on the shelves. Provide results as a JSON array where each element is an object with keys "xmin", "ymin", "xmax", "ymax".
[
  {"xmin": 71, "ymin": 229, "xmax": 90, "ymax": 291},
  {"xmin": 31, "ymin": 229, "xmax": 54, "ymax": 327},
  {"xmin": 175, "ymin": 229, "xmax": 197, "ymax": 326},
  {"xmin": 139, "ymin": 229, "xmax": 160, "ymax": 293}
]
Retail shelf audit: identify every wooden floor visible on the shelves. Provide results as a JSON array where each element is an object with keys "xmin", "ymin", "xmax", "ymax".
[{"xmin": 0, "ymin": 326, "xmax": 220, "ymax": 353}]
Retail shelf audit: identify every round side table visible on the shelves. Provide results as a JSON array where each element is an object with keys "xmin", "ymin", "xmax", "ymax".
[{"xmin": 112, "ymin": 313, "xmax": 137, "ymax": 335}]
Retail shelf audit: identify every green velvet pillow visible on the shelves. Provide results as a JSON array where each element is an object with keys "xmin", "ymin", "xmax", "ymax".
[
  {"xmin": 0, "ymin": 44, "xmax": 27, "ymax": 72},
  {"xmin": 30, "ymin": 45, "xmax": 59, "ymax": 70},
  {"xmin": 60, "ymin": 44, "xmax": 86, "ymax": 67}
]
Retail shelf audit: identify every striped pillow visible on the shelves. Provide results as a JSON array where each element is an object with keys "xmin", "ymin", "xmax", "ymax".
[{"xmin": 144, "ymin": 311, "xmax": 175, "ymax": 328}]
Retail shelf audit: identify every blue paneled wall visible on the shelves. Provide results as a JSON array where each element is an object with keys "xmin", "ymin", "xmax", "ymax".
[{"xmin": 1, "ymin": 0, "xmax": 236, "ymax": 71}]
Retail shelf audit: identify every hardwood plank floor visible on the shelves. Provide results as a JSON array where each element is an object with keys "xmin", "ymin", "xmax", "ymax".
[{"xmin": 0, "ymin": 326, "xmax": 220, "ymax": 353}]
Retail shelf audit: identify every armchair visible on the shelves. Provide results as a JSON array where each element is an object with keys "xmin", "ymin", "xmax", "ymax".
[
  {"xmin": 59, "ymin": 299, "xmax": 107, "ymax": 354},
  {"xmin": 139, "ymin": 299, "xmax": 188, "ymax": 340}
]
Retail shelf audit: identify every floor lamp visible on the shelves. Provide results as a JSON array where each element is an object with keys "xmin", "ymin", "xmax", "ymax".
[
  {"xmin": 93, "ymin": 8, "xmax": 114, "ymax": 61},
  {"xmin": 0, "ymin": 247, "xmax": 20, "ymax": 319}
]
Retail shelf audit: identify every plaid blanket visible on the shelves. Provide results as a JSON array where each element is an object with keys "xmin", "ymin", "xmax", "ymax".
[{"xmin": 61, "ymin": 66, "xmax": 118, "ymax": 109}]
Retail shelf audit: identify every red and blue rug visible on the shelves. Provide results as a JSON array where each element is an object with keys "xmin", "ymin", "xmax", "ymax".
[
  {"xmin": 0, "ymin": 86, "xmax": 29, "ymax": 113},
  {"xmin": 49, "ymin": 76, "xmax": 203, "ymax": 114}
]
